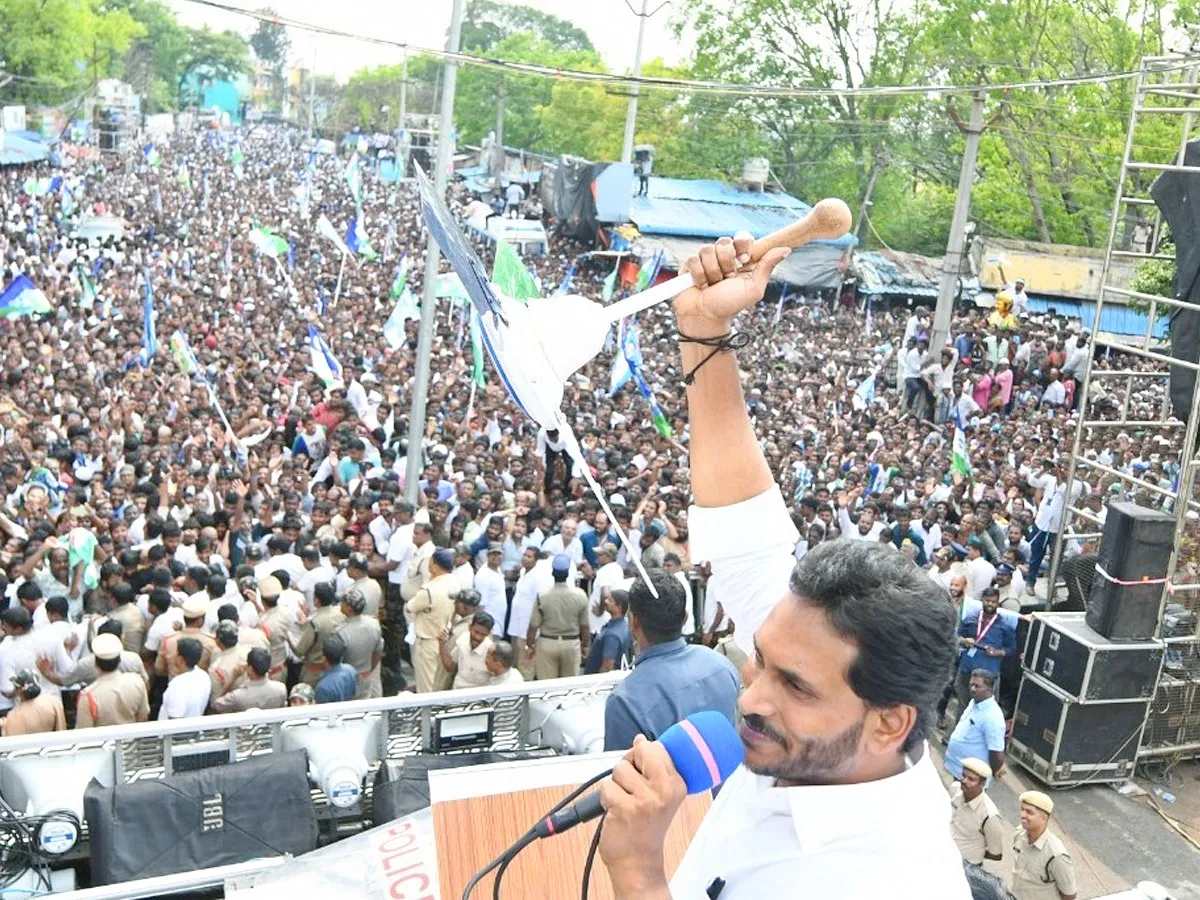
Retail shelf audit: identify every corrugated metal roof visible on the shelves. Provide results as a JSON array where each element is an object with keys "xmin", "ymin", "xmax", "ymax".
[
  {"xmin": 0, "ymin": 132, "xmax": 48, "ymax": 167},
  {"xmin": 855, "ymin": 250, "xmax": 940, "ymax": 297},
  {"xmin": 1025, "ymin": 296, "xmax": 1169, "ymax": 340},
  {"xmin": 629, "ymin": 177, "xmax": 856, "ymax": 248}
]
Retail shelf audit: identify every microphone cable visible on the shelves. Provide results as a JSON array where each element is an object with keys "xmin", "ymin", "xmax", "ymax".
[
  {"xmin": 460, "ymin": 767, "xmax": 612, "ymax": 900},
  {"xmin": 580, "ymin": 814, "xmax": 605, "ymax": 899}
]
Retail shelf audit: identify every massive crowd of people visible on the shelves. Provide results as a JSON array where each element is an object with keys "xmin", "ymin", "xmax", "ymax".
[{"xmin": 0, "ymin": 123, "xmax": 1183, "ymax": 740}]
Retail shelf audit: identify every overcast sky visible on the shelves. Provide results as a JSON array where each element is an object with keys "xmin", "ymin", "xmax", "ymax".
[{"xmin": 166, "ymin": 0, "xmax": 692, "ymax": 82}]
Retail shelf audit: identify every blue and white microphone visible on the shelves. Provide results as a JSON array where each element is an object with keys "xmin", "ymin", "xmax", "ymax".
[{"xmin": 532, "ymin": 710, "xmax": 744, "ymax": 839}]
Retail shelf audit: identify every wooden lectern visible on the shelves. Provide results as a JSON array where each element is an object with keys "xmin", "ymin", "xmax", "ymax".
[{"xmin": 429, "ymin": 752, "xmax": 710, "ymax": 900}]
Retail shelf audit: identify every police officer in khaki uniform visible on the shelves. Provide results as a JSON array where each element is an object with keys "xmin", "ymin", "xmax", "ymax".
[
  {"xmin": 208, "ymin": 621, "xmax": 247, "ymax": 703},
  {"xmin": 949, "ymin": 757, "xmax": 1005, "ymax": 868},
  {"xmin": 405, "ymin": 549, "xmax": 458, "ymax": 692},
  {"xmin": 1011, "ymin": 791, "xmax": 1077, "ymax": 900},
  {"xmin": 106, "ymin": 582, "xmax": 146, "ymax": 654},
  {"xmin": 527, "ymin": 555, "xmax": 590, "ymax": 681},
  {"xmin": 335, "ymin": 588, "xmax": 384, "ymax": 699},
  {"xmin": 76, "ymin": 634, "xmax": 150, "ymax": 728},
  {"xmin": 211, "ymin": 648, "xmax": 287, "ymax": 713},
  {"xmin": 292, "ymin": 582, "xmax": 346, "ymax": 687},
  {"xmin": 156, "ymin": 596, "xmax": 217, "ymax": 680},
  {"xmin": 449, "ymin": 589, "xmax": 481, "ymax": 643},
  {"xmin": 255, "ymin": 576, "xmax": 299, "ymax": 684}
]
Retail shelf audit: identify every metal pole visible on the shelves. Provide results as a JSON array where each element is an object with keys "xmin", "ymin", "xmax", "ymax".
[
  {"xmin": 405, "ymin": 0, "xmax": 465, "ymax": 502},
  {"xmin": 930, "ymin": 90, "xmax": 986, "ymax": 353},
  {"xmin": 620, "ymin": 0, "xmax": 649, "ymax": 164},
  {"xmin": 307, "ymin": 48, "xmax": 316, "ymax": 136},
  {"xmin": 398, "ymin": 51, "xmax": 409, "ymax": 177}
]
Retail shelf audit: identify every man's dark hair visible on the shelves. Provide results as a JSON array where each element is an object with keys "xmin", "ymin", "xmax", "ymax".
[
  {"xmin": 97, "ymin": 619, "xmax": 123, "ymax": 638},
  {"xmin": 609, "ymin": 589, "xmax": 630, "ymax": 615},
  {"xmin": 187, "ymin": 566, "xmax": 210, "ymax": 590},
  {"xmin": 217, "ymin": 602, "xmax": 239, "ymax": 622},
  {"xmin": 789, "ymin": 541, "xmax": 957, "ymax": 753},
  {"xmin": 246, "ymin": 647, "xmax": 271, "ymax": 677},
  {"xmin": 322, "ymin": 636, "xmax": 346, "ymax": 665},
  {"xmin": 96, "ymin": 654, "xmax": 121, "ymax": 673},
  {"xmin": 313, "ymin": 581, "xmax": 336, "ymax": 607},
  {"xmin": 628, "ymin": 569, "xmax": 686, "ymax": 644},
  {"xmin": 148, "ymin": 589, "xmax": 172, "ymax": 614},
  {"xmin": 45, "ymin": 596, "xmax": 69, "ymax": 619},
  {"xmin": 112, "ymin": 581, "xmax": 134, "ymax": 605},
  {"xmin": 471, "ymin": 611, "xmax": 495, "ymax": 631},
  {"xmin": 16, "ymin": 582, "xmax": 42, "ymax": 603},
  {"xmin": 969, "ymin": 668, "xmax": 997, "ymax": 689},
  {"xmin": 177, "ymin": 637, "xmax": 203, "ymax": 668}
]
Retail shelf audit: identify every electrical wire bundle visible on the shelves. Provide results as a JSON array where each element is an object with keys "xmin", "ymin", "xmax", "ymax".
[
  {"xmin": 0, "ymin": 795, "xmax": 77, "ymax": 895},
  {"xmin": 460, "ymin": 768, "xmax": 611, "ymax": 900}
]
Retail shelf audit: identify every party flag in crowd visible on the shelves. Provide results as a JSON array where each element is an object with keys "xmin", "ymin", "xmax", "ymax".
[
  {"xmin": 634, "ymin": 250, "xmax": 664, "ymax": 291},
  {"xmin": 345, "ymin": 217, "xmax": 377, "ymax": 260},
  {"xmin": 306, "ymin": 325, "xmax": 343, "ymax": 386},
  {"xmin": 231, "ymin": 143, "xmax": 244, "ymax": 178},
  {"xmin": 556, "ymin": 258, "xmax": 577, "ymax": 295},
  {"xmin": 852, "ymin": 373, "xmax": 876, "ymax": 411},
  {"xmin": 77, "ymin": 264, "xmax": 99, "ymax": 311},
  {"xmin": 389, "ymin": 255, "xmax": 410, "ymax": 299},
  {"xmin": 248, "ymin": 226, "xmax": 289, "ymax": 259},
  {"xmin": 0, "ymin": 275, "xmax": 51, "ymax": 319},
  {"xmin": 383, "ymin": 287, "xmax": 420, "ymax": 349},
  {"xmin": 952, "ymin": 411, "xmax": 972, "ymax": 478},
  {"xmin": 140, "ymin": 268, "xmax": 157, "ymax": 364},
  {"xmin": 601, "ymin": 263, "xmax": 618, "ymax": 301},
  {"xmin": 143, "ymin": 143, "xmax": 162, "ymax": 168},
  {"xmin": 316, "ymin": 214, "xmax": 352, "ymax": 258},
  {"xmin": 469, "ymin": 307, "xmax": 486, "ymax": 387},
  {"xmin": 611, "ymin": 320, "xmax": 672, "ymax": 437},
  {"xmin": 168, "ymin": 330, "xmax": 201, "ymax": 376},
  {"xmin": 491, "ymin": 240, "xmax": 538, "ymax": 304}
]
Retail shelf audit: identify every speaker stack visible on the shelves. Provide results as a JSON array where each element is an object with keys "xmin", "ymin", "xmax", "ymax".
[{"xmin": 1010, "ymin": 502, "xmax": 1172, "ymax": 786}]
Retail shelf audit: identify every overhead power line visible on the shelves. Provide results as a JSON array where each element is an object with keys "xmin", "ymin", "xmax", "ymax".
[{"xmin": 179, "ymin": 0, "xmax": 1198, "ymax": 99}]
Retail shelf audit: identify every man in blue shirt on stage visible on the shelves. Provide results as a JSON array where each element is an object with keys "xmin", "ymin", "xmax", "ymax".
[{"xmin": 954, "ymin": 586, "xmax": 1016, "ymax": 716}]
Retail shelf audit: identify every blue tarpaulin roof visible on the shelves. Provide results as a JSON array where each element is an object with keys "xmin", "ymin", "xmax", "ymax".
[
  {"xmin": 630, "ymin": 177, "xmax": 857, "ymax": 248},
  {"xmin": 855, "ymin": 250, "xmax": 940, "ymax": 298},
  {"xmin": 1025, "ymin": 295, "xmax": 1169, "ymax": 341},
  {"xmin": 0, "ymin": 131, "xmax": 48, "ymax": 166}
]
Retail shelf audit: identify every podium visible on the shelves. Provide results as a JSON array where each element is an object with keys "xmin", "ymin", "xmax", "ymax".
[{"xmin": 430, "ymin": 752, "xmax": 712, "ymax": 899}]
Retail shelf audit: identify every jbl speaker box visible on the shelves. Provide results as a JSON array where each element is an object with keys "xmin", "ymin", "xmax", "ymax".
[
  {"xmin": 84, "ymin": 750, "xmax": 318, "ymax": 885},
  {"xmin": 371, "ymin": 749, "xmax": 557, "ymax": 825},
  {"xmin": 1086, "ymin": 501, "xmax": 1174, "ymax": 640},
  {"xmin": 1009, "ymin": 673, "xmax": 1148, "ymax": 786},
  {"xmin": 1023, "ymin": 612, "xmax": 1162, "ymax": 702}
]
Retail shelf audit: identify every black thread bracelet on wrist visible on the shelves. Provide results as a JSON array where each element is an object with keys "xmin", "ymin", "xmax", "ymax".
[{"xmin": 677, "ymin": 328, "xmax": 752, "ymax": 385}]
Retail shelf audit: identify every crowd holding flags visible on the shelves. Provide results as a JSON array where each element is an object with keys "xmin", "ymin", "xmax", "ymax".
[
  {"xmin": 143, "ymin": 143, "xmax": 162, "ymax": 168},
  {"xmin": 952, "ymin": 408, "xmax": 972, "ymax": 478},
  {"xmin": 76, "ymin": 264, "xmax": 99, "ymax": 312},
  {"xmin": 248, "ymin": 225, "xmax": 290, "ymax": 259},
  {"xmin": 609, "ymin": 318, "xmax": 672, "ymax": 438},
  {"xmin": 345, "ymin": 217, "xmax": 377, "ymax": 260},
  {"xmin": 306, "ymin": 325, "xmax": 344, "ymax": 387},
  {"xmin": 0, "ymin": 275, "xmax": 51, "ymax": 319},
  {"xmin": 140, "ymin": 267, "xmax": 157, "ymax": 365}
]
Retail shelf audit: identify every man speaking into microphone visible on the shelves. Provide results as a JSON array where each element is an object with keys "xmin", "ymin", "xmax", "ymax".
[{"xmin": 597, "ymin": 235, "xmax": 969, "ymax": 898}]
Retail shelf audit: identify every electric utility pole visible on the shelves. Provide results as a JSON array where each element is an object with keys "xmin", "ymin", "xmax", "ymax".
[
  {"xmin": 931, "ymin": 90, "xmax": 988, "ymax": 354},
  {"xmin": 620, "ymin": 0, "xmax": 668, "ymax": 164},
  {"xmin": 405, "ymin": 0, "xmax": 465, "ymax": 502}
]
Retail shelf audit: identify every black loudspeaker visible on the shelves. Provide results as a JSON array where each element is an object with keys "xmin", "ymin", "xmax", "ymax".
[
  {"xmin": 1009, "ymin": 674, "xmax": 1148, "ymax": 785},
  {"xmin": 371, "ymin": 750, "xmax": 557, "ymax": 825},
  {"xmin": 84, "ymin": 750, "xmax": 318, "ymax": 885},
  {"xmin": 1023, "ymin": 612, "xmax": 1163, "ymax": 702},
  {"xmin": 1086, "ymin": 501, "xmax": 1175, "ymax": 640}
]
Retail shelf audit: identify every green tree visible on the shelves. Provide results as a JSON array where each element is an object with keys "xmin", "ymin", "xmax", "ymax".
[
  {"xmin": 336, "ymin": 56, "xmax": 441, "ymax": 132},
  {"xmin": 177, "ymin": 26, "xmax": 252, "ymax": 102},
  {"xmin": 111, "ymin": 0, "xmax": 189, "ymax": 111},
  {"xmin": 459, "ymin": 0, "xmax": 593, "ymax": 52},
  {"xmin": 674, "ymin": 0, "xmax": 930, "ymax": 238},
  {"xmin": 0, "ymin": 0, "xmax": 143, "ymax": 104}
]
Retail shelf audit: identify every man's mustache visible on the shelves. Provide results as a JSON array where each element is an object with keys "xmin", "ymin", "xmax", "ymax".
[{"xmin": 743, "ymin": 713, "xmax": 787, "ymax": 746}]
